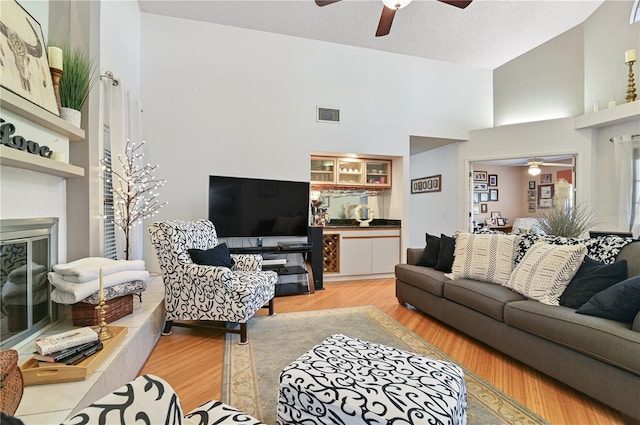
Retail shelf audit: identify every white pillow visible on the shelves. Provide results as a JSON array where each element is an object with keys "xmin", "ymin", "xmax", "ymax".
[
  {"xmin": 450, "ymin": 233, "xmax": 519, "ymax": 285},
  {"xmin": 504, "ymin": 242, "xmax": 586, "ymax": 305}
]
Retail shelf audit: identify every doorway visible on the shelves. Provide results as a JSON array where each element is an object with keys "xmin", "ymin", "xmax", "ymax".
[{"xmin": 469, "ymin": 155, "xmax": 575, "ymax": 232}]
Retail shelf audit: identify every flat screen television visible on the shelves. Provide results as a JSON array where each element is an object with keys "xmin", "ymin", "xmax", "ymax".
[{"xmin": 208, "ymin": 175, "xmax": 310, "ymax": 238}]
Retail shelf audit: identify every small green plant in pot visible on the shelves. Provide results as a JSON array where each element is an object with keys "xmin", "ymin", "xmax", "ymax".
[
  {"xmin": 55, "ymin": 43, "xmax": 98, "ymax": 126},
  {"xmin": 537, "ymin": 182, "xmax": 598, "ymax": 238}
]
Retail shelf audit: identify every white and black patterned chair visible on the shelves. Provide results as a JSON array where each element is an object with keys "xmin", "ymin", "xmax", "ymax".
[
  {"xmin": 62, "ymin": 374, "xmax": 265, "ymax": 425},
  {"xmin": 148, "ymin": 219, "xmax": 277, "ymax": 343}
]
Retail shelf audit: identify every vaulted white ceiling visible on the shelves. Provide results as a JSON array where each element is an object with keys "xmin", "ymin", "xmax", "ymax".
[{"xmin": 138, "ymin": 0, "xmax": 605, "ymax": 70}]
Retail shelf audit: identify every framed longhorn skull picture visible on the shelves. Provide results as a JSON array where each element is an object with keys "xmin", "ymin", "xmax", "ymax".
[{"xmin": 0, "ymin": 0, "xmax": 59, "ymax": 115}]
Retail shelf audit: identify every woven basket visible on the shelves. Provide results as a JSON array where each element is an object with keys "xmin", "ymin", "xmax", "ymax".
[
  {"xmin": 0, "ymin": 349, "xmax": 23, "ymax": 415},
  {"xmin": 71, "ymin": 294, "xmax": 134, "ymax": 326}
]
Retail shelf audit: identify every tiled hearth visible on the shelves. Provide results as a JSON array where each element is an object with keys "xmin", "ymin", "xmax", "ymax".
[{"xmin": 13, "ymin": 276, "xmax": 164, "ymax": 424}]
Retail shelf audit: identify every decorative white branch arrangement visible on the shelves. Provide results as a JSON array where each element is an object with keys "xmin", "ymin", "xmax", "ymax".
[{"xmin": 100, "ymin": 139, "xmax": 167, "ymax": 259}]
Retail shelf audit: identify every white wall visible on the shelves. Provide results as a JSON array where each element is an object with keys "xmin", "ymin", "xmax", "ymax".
[
  {"xmin": 408, "ymin": 143, "xmax": 460, "ymax": 247},
  {"xmin": 139, "ymin": 14, "xmax": 493, "ymax": 271},
  {"xmin": 100, "ymin": 1, "xmax": 141, "ymax": 99},
  {"xmin": 493, "ymin": 25, "xmax": 585, "ymax": 126},
  {"xmin": 584, "ymin": 0, "xmax": 640, "ymax": 113}
]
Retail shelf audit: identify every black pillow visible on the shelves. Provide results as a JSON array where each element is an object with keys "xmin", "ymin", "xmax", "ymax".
[
  {"xmin": 188, "ymin": 243, "xmax": 235, "ymax": 268},
  {"xmin": 576, "ymin": 276, "xmax": 640, "ymax": 323},
  {"xmin": 416, "ymin": 233, "xmax": 441, "ymax": 267},
  {"xmin": 434, "ymin": 233, "xmax": 456, "ymax": 273},
  {"xmin": 560, "ymin": 258, "xmax": 628, "ymax": 309}
]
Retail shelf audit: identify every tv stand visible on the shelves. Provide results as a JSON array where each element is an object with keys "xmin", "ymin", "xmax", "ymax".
[
  {"xmin": 228, "ymin": 245, "xmax": 316, "ymax": 296},
  {"xmin": 228, "ymin": 227, "xmax": 324, "ymax": 293}
]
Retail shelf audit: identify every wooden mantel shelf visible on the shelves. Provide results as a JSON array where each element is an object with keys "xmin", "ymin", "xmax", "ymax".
[
  {"xmin": 0, "ymin": 145, "xmax": 84, "ymax": 178},
  {"xmin": 573, "ymin": 100, "xmax": 640, "ymax": 129},
  {"xmin": 0, "ymin": 87, "xmax": 85, "ymax": 142}
]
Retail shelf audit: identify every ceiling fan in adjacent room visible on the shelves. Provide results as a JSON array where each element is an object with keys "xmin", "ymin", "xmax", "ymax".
[
  {"xmin": 315, "ymin": 0, "xmax": 473, "ymax": 37},
  {"xmin": 521, "ymin": 157, "xmax": 573, "ymax": 176}
]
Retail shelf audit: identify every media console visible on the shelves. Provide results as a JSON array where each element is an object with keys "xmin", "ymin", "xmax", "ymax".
[{"xmin": 228, "ymin": 231, "xmax": 323, "ymax": 297}]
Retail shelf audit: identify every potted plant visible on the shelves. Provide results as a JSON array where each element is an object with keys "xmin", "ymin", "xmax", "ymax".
[
  {"xmin": 55, "ymin": 43, "xmax": 98, "ymax": 126},
  {"xmin": 537, "ymin": 180, "xmax": 598, "ymax": 238}
]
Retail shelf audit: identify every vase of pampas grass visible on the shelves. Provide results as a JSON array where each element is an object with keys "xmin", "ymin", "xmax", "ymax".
[{"xmin": 55, "ymin": 43, "xmax": 98, "ymax": 127}]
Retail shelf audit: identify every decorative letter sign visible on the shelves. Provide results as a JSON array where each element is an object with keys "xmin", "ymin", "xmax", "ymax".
[{"xmin": 0, "ymin": 118, "xmax": 53, "ymax": 158}]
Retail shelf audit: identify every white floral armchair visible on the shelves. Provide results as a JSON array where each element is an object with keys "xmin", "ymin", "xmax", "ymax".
[
  {"xmin": 62, "ymin": 374, "xmax": 264, "ymax": 425},
  {"xmin": 148, "ymin": 219, "xmax": 277, "ymax": 343}
]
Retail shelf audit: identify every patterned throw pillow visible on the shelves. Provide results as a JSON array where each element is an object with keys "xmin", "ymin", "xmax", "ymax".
[
  {"xmin": 450, "ymin": 233, "xmax": 519, "ymax": 285},
  {"xmin": 505, "ymin": 242, "xmax": 586, "ymax": 305}
]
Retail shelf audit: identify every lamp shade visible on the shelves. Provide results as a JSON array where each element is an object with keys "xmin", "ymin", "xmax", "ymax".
[
  {"xmin": 528, "ymin": 164, "xmax": 541, "ymax": 176},
  {"xmin": 382, "ymin": 0, "xmax": 412, "ymax": 9}
]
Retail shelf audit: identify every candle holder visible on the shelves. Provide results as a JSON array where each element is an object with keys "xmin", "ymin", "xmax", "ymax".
[
  {"xmin": 626, "ymin": 60, "xmax": 637, "ymax": 103},
  {"xmin": 50, "ymin": 67, "xmax": 63, "ymax": 113},
  {"xmin": 95, "ymin": 297, "xmax": 112, "ymax": 340}
]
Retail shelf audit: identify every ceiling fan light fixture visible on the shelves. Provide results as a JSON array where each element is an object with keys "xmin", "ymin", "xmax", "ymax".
[
  {"xmin": 382, "ymin": 0, "xmax": 412, "ymax": 10},
  {"xmin": 528, "ymin": 164, "xmax": 541, "ymax": 176}
]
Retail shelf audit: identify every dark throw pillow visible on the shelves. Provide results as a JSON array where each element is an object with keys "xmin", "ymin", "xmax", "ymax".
[
  {"xmin": 576, "ymin": 276, "xmax": 640, "ymax": 323},
  {"xmin": 416, "ymin": 233, "xmax": 441, "ymax": 267},
  {"xmin": 188, "ymin": 243, "xmax": 235, "ymax": 268},
  {"xmin": 434, "ymin": 233, "xmax": 456, "ymax": 273},
  {"xmin": 559, "ymin": 258, "xmax": 628, "ymax": 309}
]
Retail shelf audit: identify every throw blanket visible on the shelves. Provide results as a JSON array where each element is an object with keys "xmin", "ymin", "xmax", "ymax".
[
  {"xmin": 53, "ymin": 257, "xmax": 146, "ymax": 283},
  {"xmin": 49, "ymin": 270, "xmax": 150, "ymax": 304}
]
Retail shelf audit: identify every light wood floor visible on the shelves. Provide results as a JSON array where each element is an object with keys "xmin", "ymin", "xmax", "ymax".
[{"xmin": 139, "ymin": 278, "xmax": 623, "ymax": 424}]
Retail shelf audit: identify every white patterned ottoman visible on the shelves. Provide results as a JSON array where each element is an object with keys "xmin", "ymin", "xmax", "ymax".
[{"xmin": 277, "ymin": 334, "xmax": 467, "ymax": 425}]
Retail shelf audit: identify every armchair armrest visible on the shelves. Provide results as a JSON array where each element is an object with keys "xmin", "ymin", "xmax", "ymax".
[
  {"xmin": 183, "ymin": 263, "xmax": 234, "ymax": 291},
  {"xmin": 186, "ymin": 400, "xmax": 265, "ymax": 425},
  {"xmin": 62, "ymin": 375, "xmax": 183, "ymax": 425},
  {"xmin": 231, "ymin": 254, "xmax": 264, "ymax": 271}
]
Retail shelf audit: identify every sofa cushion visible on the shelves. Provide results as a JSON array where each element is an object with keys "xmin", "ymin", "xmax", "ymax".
[
  {"xmin": 577, "ymin": 276, "xmax": 640, "ymax": 324},
  {"xmin": 188, "ymin": 243, "xmax": 235, "ymax": 268},
  {"xmin": 416, "ymin": 233, "xmax": 441, "ymax": 267},
  {"xmin": 559, "ymin": 258, "xmax": 628, "ymax": 309},
  {"xmin": 504, "ymin": 300, "xmax": 640, "ymax": 375},
  {"xmin": 444, "ymin": 279, "xmax": 526, "ymax": 322},
  {"xmin": 395, "ymin": 264, "xmax": 448, "ymax": 297},
  {"xmin": 505, "ymin": 242, "xmax": 586, "ymax": 306},
  {"xmin": 450, "ymin": 233, "xmax": 518, "ymax": 285},
  {"xmin": 434, "ymin": 234, "xmax": 456, "ymax": 273}
]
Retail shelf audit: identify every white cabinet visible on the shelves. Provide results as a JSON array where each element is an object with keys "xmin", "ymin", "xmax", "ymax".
[{"xmin": 328, "ymin": 228, "xmax": 401, "ymax": 279}]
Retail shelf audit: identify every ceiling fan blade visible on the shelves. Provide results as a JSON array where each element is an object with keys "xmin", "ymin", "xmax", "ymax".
[
  {"xmin": 375, "ymin": 6, "xmax": 396, "ymax": 37},
  {"xmin": 315, "ymin": 0, "xmax": 341, "ymax": 6},
  {"xmin": 438, "ymin": 0, "xmax": 473, "ymax": 9}
]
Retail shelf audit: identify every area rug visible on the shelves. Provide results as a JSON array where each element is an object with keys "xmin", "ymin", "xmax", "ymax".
[{"xmin": 223, "ymin": 305, "xmax": 549, "ymax": 425}]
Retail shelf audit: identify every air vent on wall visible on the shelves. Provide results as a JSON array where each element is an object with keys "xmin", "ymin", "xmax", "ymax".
[{"xmin": 317, "ymin": 107, "xmax": 341, "ymax": 123}]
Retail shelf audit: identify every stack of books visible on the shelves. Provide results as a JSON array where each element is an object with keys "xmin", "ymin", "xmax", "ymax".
[{"xmin": 34, "ymin": 327, "xmax": 103, "ymax": 366}]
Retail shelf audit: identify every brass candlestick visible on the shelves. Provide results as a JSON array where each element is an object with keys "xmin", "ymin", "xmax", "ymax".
[
  {"xmin": 95, "ymin": 299, "xmax": 112, "ymax": 340},
  {"xmin": 626, "ymin": 60, "xmax": 637, "ymax": 103},
  {"xmin": 50, "ymin": 67, "xmax": 63, "ymax": 113}
]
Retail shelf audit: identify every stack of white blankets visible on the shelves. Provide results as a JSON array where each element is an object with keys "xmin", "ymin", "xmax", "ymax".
[{"xmin": 48, "ymin": 257, "xmax": 149, "ymax": 304}]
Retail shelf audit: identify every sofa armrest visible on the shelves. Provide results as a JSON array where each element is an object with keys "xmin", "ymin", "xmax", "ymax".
[
  {"xmin": 633, "ymin": 311, "xmax": 640, "ymax": 332},
  {"xmin": 617, "ymin": 241, "xmax": 640, "ymax": 277},
  {"xmin": 406, "ymin": 248, "xmax": 423, "ymax": 266}
]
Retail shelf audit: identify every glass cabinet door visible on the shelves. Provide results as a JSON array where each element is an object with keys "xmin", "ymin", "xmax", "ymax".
[
  {"xmin": 365, "ymin": 160, "xmax": 391, "ymax": 187},
  {"xmin": 310, "ymin": 157, "xmax": 336, "ymax": 184},
  {"xmin": 337, "ymin": 159, "xmax": 364, "ymax": 185}
]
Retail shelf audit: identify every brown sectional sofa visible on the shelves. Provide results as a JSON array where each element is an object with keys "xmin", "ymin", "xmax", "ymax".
[{"xmin": 395, "ymin": 240, "xmax": 640, "ymax": 423}]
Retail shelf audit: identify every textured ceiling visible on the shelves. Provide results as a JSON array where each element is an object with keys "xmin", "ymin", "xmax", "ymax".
[{"xmin": 138, "ymin": 0, "xmax": 605, "ymax": 70}]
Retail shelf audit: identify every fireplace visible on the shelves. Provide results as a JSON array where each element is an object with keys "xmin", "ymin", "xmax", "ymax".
[{"xmin": 0, "ymin": 218, "xmax": 59, "ymax": 349}]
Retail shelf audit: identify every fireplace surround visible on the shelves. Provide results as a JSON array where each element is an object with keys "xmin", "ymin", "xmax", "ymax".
[{"xmin": 0, "ymin": 218, "xmax": 59, "ymax": 349}]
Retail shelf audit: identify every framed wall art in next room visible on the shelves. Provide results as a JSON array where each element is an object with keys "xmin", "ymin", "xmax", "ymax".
[{"xmin": 0, "ymin": 0, "xmax": 58, "ymax": 115}]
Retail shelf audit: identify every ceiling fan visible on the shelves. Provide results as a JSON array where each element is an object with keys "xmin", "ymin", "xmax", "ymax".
[
  {"xmin": 315, "ymin": 0, "xmax": 473, "ymax": 37},
  {"xmin": 521, "ymin": 157, "xmax": 573, "ymax": 176}
]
